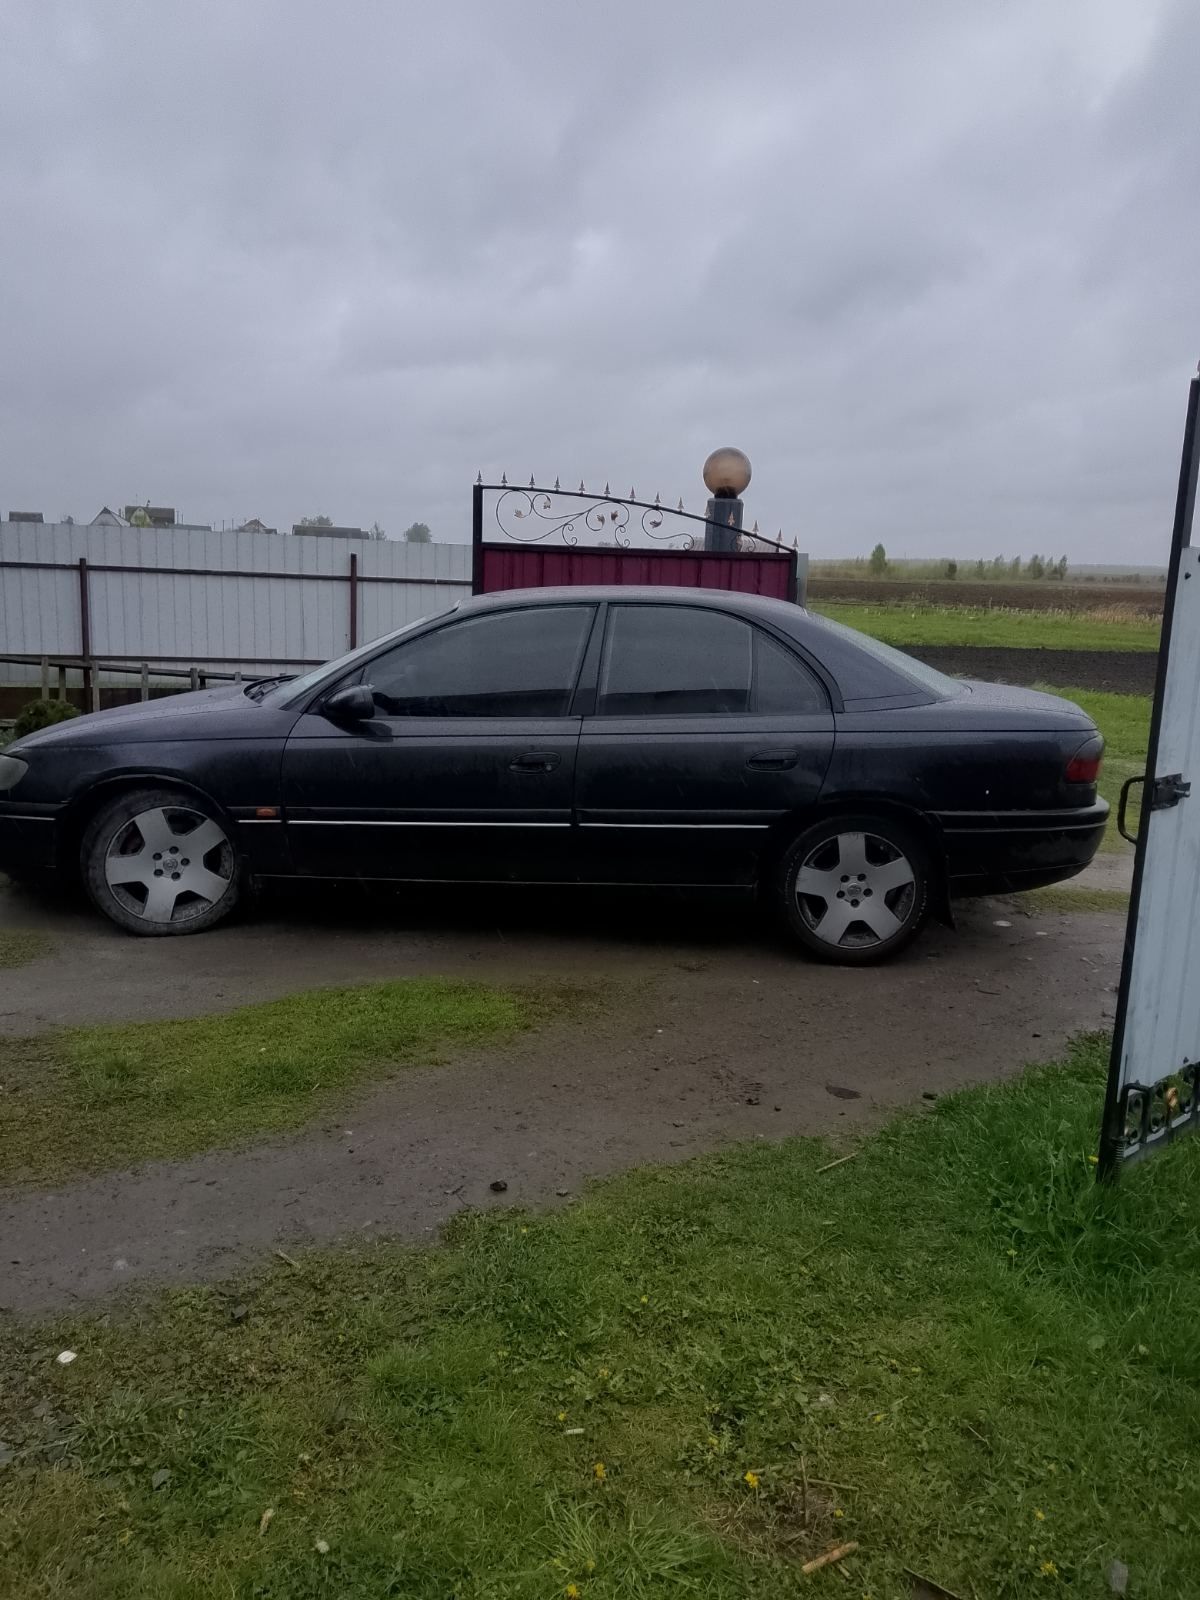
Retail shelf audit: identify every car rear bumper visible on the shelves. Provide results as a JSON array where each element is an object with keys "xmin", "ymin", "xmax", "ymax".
[
  {"xmin": 938, "ymin": 801, "xmax": 1109, "ymax": 895},
  {"xmin": 0, "ymin": 804, "xmax": 62, "ymax": 877}
]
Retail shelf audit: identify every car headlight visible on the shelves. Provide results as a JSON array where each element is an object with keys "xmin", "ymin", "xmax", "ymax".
[{"xmin": 0, "ymin": 754, "xmax": 29, "ymax": 792}]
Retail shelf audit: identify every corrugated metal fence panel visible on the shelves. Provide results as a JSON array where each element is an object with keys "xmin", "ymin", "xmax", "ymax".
[
  {"xmin": 358, "ymin": 538, "xmax": 471, "ymax": 645},
  {"xmin": 0, "ymin": 524, "xmax": 472, "ymax": 688},
  {"xmin": 478, "ymin": 545, "xmax": 796, "ymax": 600},
  {"xmin": 0, "ymin": 524, "xmax": 80, "ymax": 668}
]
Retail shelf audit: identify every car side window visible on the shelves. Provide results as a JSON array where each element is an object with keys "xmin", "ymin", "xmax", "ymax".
[
  {"xmin": 364, "ymin": 606, "xmax": 593, "ymax": 717},
  {"xmin": 596, "ymin": 605, "xmax": 753, "ymax": 716},
  {"xmin": 753, "ymin": 632, "xmax": 828, "ymax": 714}
]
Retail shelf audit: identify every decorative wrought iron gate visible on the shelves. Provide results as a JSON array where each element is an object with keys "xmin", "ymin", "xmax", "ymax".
[
  {"xmin": 1100, "ymin": 368, "xmax": 1200, "ymax": 1174},
  {"xmin": 471, "ymin": 479, "xmax": 805, "ymax": 604}
]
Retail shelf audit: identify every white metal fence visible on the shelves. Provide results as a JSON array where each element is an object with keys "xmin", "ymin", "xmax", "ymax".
[{"xmin": 0, "ymin": 523, "xmax": 472, "ymax": 693}]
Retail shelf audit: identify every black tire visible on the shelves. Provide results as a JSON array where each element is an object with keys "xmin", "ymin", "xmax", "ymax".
[
  {"xmin": 81, "ymin": 786, "xmax": 243, "ymax": 937},
  {"xmin": 774, "ymin": 812, "xmax": 930, "ymax": 965}
]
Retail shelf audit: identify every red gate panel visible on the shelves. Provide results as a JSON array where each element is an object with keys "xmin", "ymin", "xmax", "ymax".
[{"xmin": 478, "ymin": 544, "xmax": 795, "ymax": 601}]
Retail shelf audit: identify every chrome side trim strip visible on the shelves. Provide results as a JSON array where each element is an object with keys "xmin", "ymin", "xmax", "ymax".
[
  {"xmin": 282, "ymin": 818, "xmax": 769, "ymax": 830},
  {"xmin": 578, "ymin": 822, "xmax": 771, "ymax": 830},
  {"xmin": 286, "ymin": 819, "xmax": 571, "ymax": 828}
]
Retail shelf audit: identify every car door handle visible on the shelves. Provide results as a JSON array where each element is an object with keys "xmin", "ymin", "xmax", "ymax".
[
  {"xmin": 747, "ymin": 750, "xmax": 799, "ymax": 771},
  {"xmin": 510, "ymin": 752, "xmax": 561, "ymax": 772}
]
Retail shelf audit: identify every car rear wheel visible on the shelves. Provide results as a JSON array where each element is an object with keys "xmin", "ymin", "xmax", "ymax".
[
  {"xmin": 775, "ymin": 813, "xmax": 929, "ymax": 964},
  {"xmin": 81, "ymin": 787, "xmax": 242, "ymax": 936}
]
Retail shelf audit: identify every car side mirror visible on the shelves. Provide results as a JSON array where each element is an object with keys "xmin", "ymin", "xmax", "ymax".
[{"xmin": 323, "ymin": 684, "xmax": 376, "ymax": 722}]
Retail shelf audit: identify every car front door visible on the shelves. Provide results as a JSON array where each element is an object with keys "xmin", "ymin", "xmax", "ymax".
[
  {"xmin": 281, "ymin": 603, "xmax": 596, "ymax": 883},
  {"xmin": 574, "ymin": 603, "xmax": 835, "ymax": 884}
]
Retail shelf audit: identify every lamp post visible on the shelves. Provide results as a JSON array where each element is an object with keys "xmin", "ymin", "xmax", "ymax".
[{"xmin": 702, "ymin": 447, "xmax": 752, "ymax": 552}]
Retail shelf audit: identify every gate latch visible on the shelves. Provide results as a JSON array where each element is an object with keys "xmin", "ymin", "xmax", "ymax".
[
  {"xmin": 1118, "ymin": 773, "xmax": 1191, "ymax": 844},
  {"xmin": 1150, "ymin": 773, "xmax": 1191, "ymax": 811}
]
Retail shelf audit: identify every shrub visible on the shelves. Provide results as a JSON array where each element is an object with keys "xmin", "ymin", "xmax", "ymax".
[{"xmin": 12, "ymin": 698, "xmax": 81, "ymax": 739}]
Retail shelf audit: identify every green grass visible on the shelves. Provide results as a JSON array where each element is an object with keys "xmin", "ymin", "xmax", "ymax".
[
  {"xmin": 815, "ymin": 601, "xmax": 1161, "ymax": 651},
  {"xmin": 0, "ymin": 929, "xmax": 52, "ymax": 969},
  {"xmin": 0, "ymin": 978, "xmax": 582, "ymax": 1185},
  {"xmin": 1018, "ymin": 885, "xmax": 1130, "ymax": 915},
  {"xmin": 1, "ymin": 1039, "xmax": 1197, "ymax": 1598}
]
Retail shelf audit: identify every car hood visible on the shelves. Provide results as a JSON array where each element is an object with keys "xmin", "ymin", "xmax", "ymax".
[{"xmin": 7, "ymin": 684, "xmax": 275, "ymax": 752}]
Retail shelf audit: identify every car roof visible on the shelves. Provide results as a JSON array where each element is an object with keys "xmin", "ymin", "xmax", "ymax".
[{"xmin": 460, "ymin": 585, "xmax": 805, "ymax": 621}]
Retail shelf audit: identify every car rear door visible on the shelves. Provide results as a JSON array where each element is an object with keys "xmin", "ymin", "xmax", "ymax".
[
  {"xmin": 281, "ymin": 603, "xmax": 596, "ymax": 883},
  {"xmin": 573, "ymin": 602, "xmax": 835, "ymax": 885}
]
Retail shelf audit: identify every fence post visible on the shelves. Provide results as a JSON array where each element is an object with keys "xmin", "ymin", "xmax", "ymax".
[
  {"xmin": 471, "ymin": 482, "xmax": 484, "ymax": 594},
  {"xmin": 77, "ymin": 557, "xmax": 96, "ymax": 711},
  {"xmin": 40, "ymin": 655, "xmax": 50, "ymax": 699},
  {"xmin": 56, "ymin": 664, "xmax": 66, "ymax": 701},
  {"xmin": 348, "ymin": 552, "xmax": 359, "ymax": 649},
  {"xmin": 140, "ymin": 663, "xmax": 150, "ymax": 702},
  {"xmin": 793, "ymin": 551, "xmax": 809, "ymax": 607},
  {"xmin": 190, "ymin": 666, "xmax": 200, "ymax": 692}
]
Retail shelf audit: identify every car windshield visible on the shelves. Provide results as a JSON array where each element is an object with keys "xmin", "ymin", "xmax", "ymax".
[
  {"xmin": 258, "ymin": 609, "xmax": 454, "ymax": 706},
  {"xmin": 802, "ymin": 611, "xmax": 963, "ymax": 699}
]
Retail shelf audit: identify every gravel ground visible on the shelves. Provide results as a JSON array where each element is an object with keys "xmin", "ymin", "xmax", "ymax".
[{"xmin": 0, "ymin": 876, "xmax": 1125, "ymax": 1314}]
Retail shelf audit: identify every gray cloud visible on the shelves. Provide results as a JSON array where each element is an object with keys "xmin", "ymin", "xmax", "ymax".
[{"xmin": 1, "ymin": 0, "xmax": 1195, "ymax": 560}]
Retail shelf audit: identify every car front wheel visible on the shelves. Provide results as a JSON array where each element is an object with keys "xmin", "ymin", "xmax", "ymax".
[
  {"xmin": 775, "ymin": 813, "xmax": 930, "ymax": 964},
  {"xmin": 81, "ymin": 787, "xmax": 242, "ymax": 936}
]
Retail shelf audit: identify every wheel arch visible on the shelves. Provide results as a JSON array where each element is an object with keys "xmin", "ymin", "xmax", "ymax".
[{"xmin": 59, "ymin": 772, "xmax": 235, "ymax": 876}]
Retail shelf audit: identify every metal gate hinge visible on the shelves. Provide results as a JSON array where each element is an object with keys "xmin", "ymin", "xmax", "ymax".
[{"xmin": 1149, "ymin": 773, "xmax": 1191, "ymax": 811}]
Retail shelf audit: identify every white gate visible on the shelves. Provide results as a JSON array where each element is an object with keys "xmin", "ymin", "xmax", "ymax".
[{"xmin": 1101, "ymin": 370, "xmax": 1200, "ymax": 1172}]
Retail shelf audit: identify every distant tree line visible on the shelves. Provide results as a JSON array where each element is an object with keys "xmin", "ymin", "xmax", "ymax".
[
  {"xmin": 866, "ymin": 545, "xmax": 1069, "ymax": 581},
  {"xmin": 963, "ymin": 554, "xmax": 1069, "ymax": 581}
]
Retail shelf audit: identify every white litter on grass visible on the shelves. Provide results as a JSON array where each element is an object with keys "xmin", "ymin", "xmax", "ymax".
[
  {"xmin": 56, "ymin": 1351, "xmax": 77, "ymax": 1365},
  {"xmin": 993, "ymin": 919, "xmax": 1012, "ymax": 928},
  {"xmin": 1035, "ymin": 930, "xmax": 1049, "ymax": 937},
  {"xmin": 315, "ymin": 1539, "xmax": 331, "ymax": 1555}
]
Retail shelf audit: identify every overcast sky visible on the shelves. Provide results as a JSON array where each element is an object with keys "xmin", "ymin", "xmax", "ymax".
[{"xmin": 2, "ymin": 1, "xmax": 1196, "ymax": 560}]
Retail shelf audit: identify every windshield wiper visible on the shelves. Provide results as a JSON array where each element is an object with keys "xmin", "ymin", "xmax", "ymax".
[{"xmin": 245, "ymin": 674, "xmax": 294, "ymax": 702}]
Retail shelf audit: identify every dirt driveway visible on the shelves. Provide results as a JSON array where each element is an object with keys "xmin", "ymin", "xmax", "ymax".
[{"xmin": 0, "ymin": 877, "xmax": 1124, "ymax": 1314}]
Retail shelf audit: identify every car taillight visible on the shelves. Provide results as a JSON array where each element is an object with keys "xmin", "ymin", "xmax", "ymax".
[{"xmin": 1066, "ymin": 753, "xmax": 1102, "ymax": 784}]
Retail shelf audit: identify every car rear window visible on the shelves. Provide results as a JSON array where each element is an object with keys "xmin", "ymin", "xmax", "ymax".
[{"xmin": 798, "ymin": 612, "xmax": 962, "ymax": 702}]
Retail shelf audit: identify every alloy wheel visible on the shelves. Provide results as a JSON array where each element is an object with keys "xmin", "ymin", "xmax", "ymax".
[
  {"xmin": 104, "ymin": 805, "xmax": 234, "ymax": 926},
  {"xmin": 794, "ymin": 829, "xmax": 917, "ymax": 951}
]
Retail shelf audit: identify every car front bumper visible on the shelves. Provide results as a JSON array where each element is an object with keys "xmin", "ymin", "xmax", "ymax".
[
  {"xmin": 0, "ymin": 802, "xmax": 63, "ymax": 878},
  {"xmin": 938, "ymin": 800, "xmax": 1110, "ymax": 895}
]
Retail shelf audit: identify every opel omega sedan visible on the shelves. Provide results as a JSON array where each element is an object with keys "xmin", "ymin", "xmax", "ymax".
[{"xmin": 0, "ymin": 587, "xmax": 1108, "ymax": 963}]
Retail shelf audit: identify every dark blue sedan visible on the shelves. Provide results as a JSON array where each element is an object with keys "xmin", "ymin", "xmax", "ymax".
[{"xmin": 0, "ymin": 587, "xmax": 1108, "ymax": 963}]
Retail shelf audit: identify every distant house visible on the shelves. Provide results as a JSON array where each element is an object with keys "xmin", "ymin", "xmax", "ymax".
[
  {"xmin": 238, "ymin": 518, "xmax": 278, "ymax": 536},
  {"xmin": 6, "ymin": 511, "xmax": 43, "ymax": 523},
  {"xmin": 292, "ymin": 524, "xmax": 366, "ymax": 539},
  {"xmin": 120, "ymin": 506, "xmax": 212, "ymax": 532},
  {"xmin": 124, "ymin": 505, "xmax": 176, "ymax": 528},
  {"xmin": 90, "ymin": 506, "xmax": 126, "ymax": 527}
]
